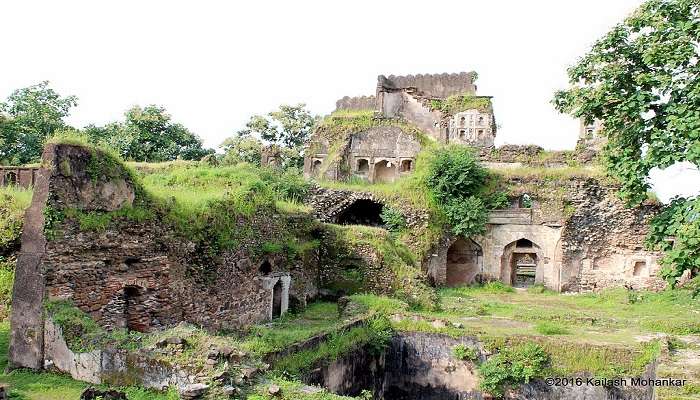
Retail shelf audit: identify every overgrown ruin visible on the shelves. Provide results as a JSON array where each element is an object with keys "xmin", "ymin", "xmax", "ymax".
[{"xmin": 3, "ymin": 71, "xmax": 695, "ymax": 400}]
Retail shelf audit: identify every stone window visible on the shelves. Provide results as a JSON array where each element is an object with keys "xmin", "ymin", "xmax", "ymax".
[
  {"xmin": 312, "ymin": 159, "xmax": 322, "ymax": 172},
  {"xmin": 459, "ymin": 130, "xmax": 466, "ymax": 139},
  {"xmin": 356, "ymin": 159, "xmax": 369, "ymax": 174},
  {"xmin": 633, "ymin": 261, "xmax": 647, "ymax": 277},
  {"xmin": 478, "ymin": 116, "xmax": 484, "ymax": 125},
  {"xmin": 519, "ymin": 194, "xmax": 532, "ymax": 208},
  {"xmin": 460, "ymin": 116, "xmax": 466, "ymax": 127},
  {"xmin": 373, "ymin": 160, "xmax": 396, "ymax": 183},
  {"xmin": 400, "ymin": 159, "xmax": 413, "ymax": 172}
]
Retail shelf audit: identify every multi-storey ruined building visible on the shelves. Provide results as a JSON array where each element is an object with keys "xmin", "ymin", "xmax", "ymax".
[
  {"xmin": 304, "ymin": 72, "xmax": 496, "ymax": 183},
  {"xmin": 305, "ymin": 71, "xmax": 664, "ymax": 293}
]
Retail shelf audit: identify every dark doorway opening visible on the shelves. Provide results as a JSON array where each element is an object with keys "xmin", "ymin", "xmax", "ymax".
[
  {"xmin": 124, "ymin": 286, "xmax": 148, "ymax": 332},
  {"xmin": 446, "ymin": 238, "xmax": 482, "ymax": 287},
  {"xmin": 272, "ymin": 280, "xmax": 283, "ymax": 318},
  {"xmin": 5, "ymin": 172, "xmax": 17, "ymax": 186},
  {"xmin": 336, "ymin": 199, "xmax": 384, "ymax": 226},
  {"xmin": 259, "ymin": 260, "xmax": 272, "ymax": 275}
]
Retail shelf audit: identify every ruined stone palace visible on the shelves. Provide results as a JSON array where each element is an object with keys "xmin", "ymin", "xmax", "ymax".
[
  {"xmin": 303, "ymin": 71, "xmax": 665, "ymax": 293},
  {"xmin": 7, "ymin": 71, "xmax": 668, "ymax": 381}
]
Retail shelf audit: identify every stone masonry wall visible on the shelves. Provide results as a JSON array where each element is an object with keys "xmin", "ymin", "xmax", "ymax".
[
  {"xmin": 379, "ymin": 72, "xmax": 478, "ymax": 99},
  {"xmin": 559, "ymin": 181, "xmax": 666, "ymax": 291},
  {"xmin": 10, "ymin": 144, "xmax": 321, "ymax": 370},
  {"xmin": 335, "ymin": 96, "xmax": 376, "ymax": 112}
]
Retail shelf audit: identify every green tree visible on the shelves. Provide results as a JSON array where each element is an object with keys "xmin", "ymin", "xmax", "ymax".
[
  {"xmin": 220, "ymin": 133, "xmax": 264, "ymax": 165},
  {"xmin": 231, "ymin": 104, "xmax": 317, "ymax": 168},
  {"xmin": 0, "ymin": 81, "xmax": 78, "ymax": 164},
  {"xmin": 84, "ymin": 105, "xmax": 213, "ymax": 162},
  {"xmin": 122, "ymin": 105, "xmax": 213, "ymax": 162},
  {"xmin": 553, "ymin": 0, "xmax": 700, "ymax": 283},
  {"xmin": 553, "ymin": 0, "xmax": 699, "ymax": 204}
]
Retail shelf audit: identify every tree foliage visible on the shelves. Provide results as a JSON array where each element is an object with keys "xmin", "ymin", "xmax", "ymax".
[
  {"xmin": 226, "ymin": 103, "xmax": 317, "ymax": 168},
  {"xmin": 0, "ymin": 81, "xmax": 78, "ymax": 164},
  {"xmin": 554, "ymin": 0, "xmax": 700, "ymax": 282},
  {"xmin": 646, "ymin": 197, "xmax": 700, "ymax": 283},
  {"xmin": 220, "ymin": 133, "xmax": 264, "ymax": 166},
  {"xmin": 85, "ymin": 105, "xmax": 213, "ymax": 162},
  {"xmin": 424, "ymin": 146, "xmax": 490, "ymax": 237},
  {"xmin": 554, "ymin": 0, "xmax": 699, "ymax": 203},
  {"xmin": 478, "ymin": 343, "xmax": 549, "ymax": 397}
]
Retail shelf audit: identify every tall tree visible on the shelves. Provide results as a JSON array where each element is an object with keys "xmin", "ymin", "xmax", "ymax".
[
  {"xmin": 225, "ymin": 103, "xmax": 317, "ymax": 168},
  {"xmin": 0, "ymin": 81, "xmax": 77, "ymax": 164},
  {"xmin": 85, "ymin": 105, "xmax": 213, "ymax": 162},
  {"xmin": 553, "ymin": 0, "xmax": 700, "ymax": 282}
]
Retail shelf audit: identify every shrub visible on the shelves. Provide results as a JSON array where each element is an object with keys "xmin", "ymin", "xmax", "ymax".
[
  {"xmin": 380, "ymin": 207, "xmax": 406, "ymax": 232},
  {"xmin": 424, "ymin": 146, "xmax": 490, "ymax": 237},
  {"xmin": 478, "ymin": 342, "xmax": 549, "ymax": 397},
  {"xmin": 424, "ymin": 146, "xmax": 488, "ymax": 205},
  {"xmin": 453, "ymin": 344, "xmax": 479, "ymax": 362}
]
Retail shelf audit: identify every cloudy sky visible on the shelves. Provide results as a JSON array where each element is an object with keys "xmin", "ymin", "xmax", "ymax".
[{"xmin": 2, "ymin": 0, "xmax": 698, "ymax": 201}]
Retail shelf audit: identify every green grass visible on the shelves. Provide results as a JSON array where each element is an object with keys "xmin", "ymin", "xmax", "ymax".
[
  {"xmin": 240, "ymin": 302, "xmax": 344, "ymax": 356},
  {"xmin": 247, "ymin": 377, "xmax": 358, "ymax": 400},
  {"xmin": 272, "ymin": 317, "xmax": 392, "ymax": 376},
  {"xmin": 534, "ymin": 321, "xmax": 570, "ymax": 335},
  {"xmin": 0, "ymin": 186, "xmax": 32, "ymax": 251}
]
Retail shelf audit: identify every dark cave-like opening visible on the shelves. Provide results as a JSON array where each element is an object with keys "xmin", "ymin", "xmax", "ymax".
[{"xmin": 336, "ymin": 199, "xmax": 385, "ymax": 227}]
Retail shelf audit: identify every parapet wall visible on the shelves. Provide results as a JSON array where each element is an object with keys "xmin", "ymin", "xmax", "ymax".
[
  {"xmin": 379, "ymin": 72, "xmax": 478, "ymax": 98},
  {"xmin": 335, "ymin": 96, "xmax": 376, "ymax": 112}
]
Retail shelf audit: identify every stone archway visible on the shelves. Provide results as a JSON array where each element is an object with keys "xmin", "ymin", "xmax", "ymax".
[
  {"xmin": 500, "ymin": 238, "xmax": 541, "ymax": 288},
  {"xmin": 335, "ymin": 199, "xmax": 385, "ymax": 226},
  {"xmin": 446, "ymin": 238, "xmax": 482, "ymax": 287},
  {"xmin": 374, "ymin": 160, "xmax": 396, "ymax": 183}
]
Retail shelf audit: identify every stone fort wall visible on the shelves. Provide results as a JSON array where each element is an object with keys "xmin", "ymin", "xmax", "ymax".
[
  {"xmin": 379, "ymin": 72, "xmax": 478, "ymax": 99},
  {"xmin": 335, "ymin": 96, "xmax": 376, "ymax": 112}
]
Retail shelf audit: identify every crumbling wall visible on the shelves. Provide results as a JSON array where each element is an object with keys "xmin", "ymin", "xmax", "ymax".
[
  {"xmin": 335, "ymin": 96, "xmax": 375, "ymax": 112},
  {"xmin": 378, "ymin": 72, "xmax": 478, "ymax": 99},
  {"xmin": 424, "ymin": 176, "xmax": 665, "ymax": 292},
  {"xmin": 10, "ymin": 143, "xmax": 321, "ymax": 370},
  {"xmin": 559, "ymin": 181, "xmax": 665, "ymax": 291},
  {"xmin": 305, "ymin": 125, "xmax": 422, "ymax": 183},
  {"xmin": 0, "ymin": 166, "xmax": 39, "ymax": 188}
]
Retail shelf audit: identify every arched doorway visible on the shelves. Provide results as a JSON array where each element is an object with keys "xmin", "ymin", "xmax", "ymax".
[
  {"xmin": 374, "ymin": 160, "xmax": 395, "ymax": 183},
  {"xmin": 500, "ymin": 238, "xmax": 541, "ymax": 288},
  {"xmin": 272, "ymin": 280, "xmax": 283, "ymax": 318},
  {"xmin": 124, "ymin": 286, "xmax": 149, "ymax": 332},
  {"xmin": 446, "ymin": 238, "xmax": 482, "ymax": 287},
  {"xmin": 336, "ymin": 199, "xmax": 384, "ymax": 226}
]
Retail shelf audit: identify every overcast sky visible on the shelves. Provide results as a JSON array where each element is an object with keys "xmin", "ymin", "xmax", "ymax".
[{"xmin": 2, "ymin": 0, "xmax": 698, "ymax": 201}]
